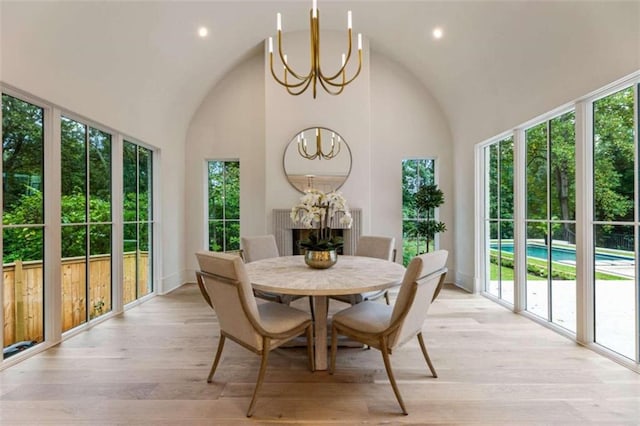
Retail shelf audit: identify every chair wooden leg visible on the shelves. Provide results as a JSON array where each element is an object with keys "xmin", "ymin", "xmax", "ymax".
[
  {"xmin": 207, "ymin": 334, "xmax": 226, "ymax": 383},
  {"xmin": 306, "ymin": 324, "xmax": 315, "ymax": 372},
  {"xmin": 417, "ymin": 332, "xmax": 437, "ymax": 378},
  {"xmin": 329, "ymin": 323, "xmax": 338, "ymax": 374},
  {"xmin": 380, "ymin": 339, "xmax": 408, "ymax": 415},
  {"xmin": 308, "ymin": 296, "xmax": 315, "ymax": 321},
  {"xmin": 247, "ymin": 339, "xmax": 271, "ymax": 417}
]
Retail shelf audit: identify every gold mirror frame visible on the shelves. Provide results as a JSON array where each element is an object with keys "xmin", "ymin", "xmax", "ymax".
[{"xmin": 283, "ymin": 127, "xmax": 352, "ymax": 193}]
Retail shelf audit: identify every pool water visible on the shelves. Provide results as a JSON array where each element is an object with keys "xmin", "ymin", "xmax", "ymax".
[{"xmin": 496, "ymin": 243, "xmax": 632, "ymax": 263}]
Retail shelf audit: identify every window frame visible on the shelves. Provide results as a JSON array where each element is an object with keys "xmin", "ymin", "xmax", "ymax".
[{"xmin": 206, "ymin": 159, "xmax": 240, "ymax": 252}]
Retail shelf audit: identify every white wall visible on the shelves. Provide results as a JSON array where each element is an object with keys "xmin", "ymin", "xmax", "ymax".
[
  {"xmin": 185, "ymin": 54, "xmax": 266, "ymax": 271},
  {"xmin": 370, "ymin": 53, "xmax": 453, "ymax": 267},
  {"xmin": 184, "ymin": 31, "xmax": 454, "ymax": 277}
]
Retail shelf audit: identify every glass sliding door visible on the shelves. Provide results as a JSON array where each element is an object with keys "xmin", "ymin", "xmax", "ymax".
[
  {"xmin": 525, "ymin": 112, "xmax": 576, "ymax": 332},
  {"xmin": 593, "ymin": 86, "xmax": 636, "ymax": 359},
  {"xmin": 484, "ymin": 137, "xmax": 514, "ymax": 303},
  {"xmin": 123, "ymin": 141, "xmax": 154, "ymax": 304},
  {"xmin": 2, "ymin": 94, "xmax": 46, "ymax": 358},
  {"xmin": 60, "ymin": 117, "xmax": 112, "ymax": 332}
]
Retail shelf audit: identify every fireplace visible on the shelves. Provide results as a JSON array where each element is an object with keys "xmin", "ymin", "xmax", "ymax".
[
  {"xmin": 273, "ymin": 208, "xmax": 361, "ymax": 256},
  {"xmin": 291, "ymin": 229, "xmax": 344, "ymax": 255}
]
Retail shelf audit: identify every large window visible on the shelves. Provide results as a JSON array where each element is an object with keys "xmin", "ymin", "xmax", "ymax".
[
  {"xmin": 123, "ymin": 141, "xmax": 154, "ymax": 304},
  {"xmin": 207, "ymin": 160, "xmax": 239, "ymax": 252},
  {"xmin": 1, "ymin": 89, "xmax": 157, "ymax": 367},
  {"xmin": 592, "ymin": 86, "xmax": 636, "ymax": 360},
  {"xmin": 479, "ymin": 75, "xmax": 640, "ymax": 368},
  {"xmin": 402, "ymin": 159, "xmax": 436, "ymax": 265},
  {"xmin": 2, "ymin": 94, "xmax": 45, "ymax": 358},
  {"xmin": 60, "ymin": 116, "xmax": 112, "ymax": 332},
  {"xmin": 525, "ymin": 111, "xmax": 576, "ymax": 331},
  {"xmin": 484, "ymin": 137, "xmax": 514, "ymax": 303}
]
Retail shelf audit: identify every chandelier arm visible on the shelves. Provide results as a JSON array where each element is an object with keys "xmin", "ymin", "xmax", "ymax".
[
  {"xmin": 318, "ymin": 28, "xmax": 353, "ymax": 81},
  {"xmin": 298, "ymin": 139, "xmax": 319, "ymax": 160},
  {"xmin": 322, "ymin": 50, "xmax": 362, "ymax": 87},
  {"xmin": 316, "ymin": 133, "xmax": 324, "ymax": 160},
  {"xmin": 286, "ymin": 75, "xmax": 315, "ymax": 96},
  {"xmin": 270, "ymin": 53, "xmax": 309, "ymax": 88},
  {"xmin": 311, "ymin": 10, "xmax": 320, "ymax": 99},
  {"xmin": 321, "ymin": 138, "xmax": 340, "ymax": 159},
  {"xmin": 317, "ymin": 73, "xmax": 346, "ymax": 95},
  {"xmin": 327, "ymin": 140, "xmax": 341, "ymax": 158},
  {"xmin": 277, "ymin": 30, "xmax": 312, "ymax": 81}
]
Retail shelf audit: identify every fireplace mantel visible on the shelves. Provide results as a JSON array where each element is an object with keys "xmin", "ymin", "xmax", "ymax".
[{"xmin": 273, "ymin": 208, "xmax": 362, "ymax": 256}]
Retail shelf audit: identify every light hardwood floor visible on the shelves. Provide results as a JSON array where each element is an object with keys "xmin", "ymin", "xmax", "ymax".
[{"xmin": 1, "ymin": 283, "xmax": 639, "ymax": 425}]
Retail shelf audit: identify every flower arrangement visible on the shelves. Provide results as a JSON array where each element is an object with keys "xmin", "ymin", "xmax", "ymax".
[{"xmin": 290, "ymin": 189, "xmax": 352, "ymax": 251}]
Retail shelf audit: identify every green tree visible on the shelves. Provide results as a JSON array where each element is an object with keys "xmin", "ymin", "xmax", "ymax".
[
  {"xmin": 593, "ymin": 87, "xmax": 634, "ymax": 223},
  {"xmin": 550, "ymin": 111, "xmax": 576, "ymax": 240},
  {"xmin": 415, "ymin": 183, "xmax": 447, "ymax": 253},
  {"xmin": 2, "ymin": 94, "xmax": 44, "ymax": 223}
]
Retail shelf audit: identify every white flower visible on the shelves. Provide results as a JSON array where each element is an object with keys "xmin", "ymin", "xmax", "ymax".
[
  {"xmin": 291, "ymin": 189, "xmax": 352, "ymax": 250},
  {"xmin": 340, "ymin": 211, "xmax": 353, "ymax": 227}
]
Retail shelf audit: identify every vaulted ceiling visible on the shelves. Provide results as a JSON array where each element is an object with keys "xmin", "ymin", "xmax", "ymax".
[{"xmin": 2, "ymin": 1, "xmax": 638, "ymax": 144}]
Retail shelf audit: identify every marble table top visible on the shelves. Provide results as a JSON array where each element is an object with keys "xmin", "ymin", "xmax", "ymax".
[{"xmin": 244, "ymin": 255, "xmax": 406, "ymax": 296}]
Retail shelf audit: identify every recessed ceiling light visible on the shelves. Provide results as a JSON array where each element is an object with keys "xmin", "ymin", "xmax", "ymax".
[
  {"xmin": 198, "ymin": 26, "xmax": 208, "ymax": 38},
  {"xmin": 432, "ymin": 27, "xmax": 443, "ymax": 39}
]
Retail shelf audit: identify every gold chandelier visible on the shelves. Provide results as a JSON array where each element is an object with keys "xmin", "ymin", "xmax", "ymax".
[
  {"xmin": 268, "ymin": 0, "xmax": 363, "ymax": 98},
  {"xmin": 298, "ymin": 128, "xmax": 341, "ymax": 160}
]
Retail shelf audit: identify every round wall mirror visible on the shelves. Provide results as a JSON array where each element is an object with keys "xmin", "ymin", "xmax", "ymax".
[{"xmin": 283, "ymin": 127, "xmax": 352, "ymax": 193}]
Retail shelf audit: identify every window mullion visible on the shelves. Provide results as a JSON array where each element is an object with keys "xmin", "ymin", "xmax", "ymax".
[
  {"xmin": 44, "ymin": 106, "xmax": 62, "ymax": 344},
  {"xmin": 84, "ymin": 126, "xmax": 90, "ymax": 325},
  {"xmin": 514, "ymin": 128, "xmax": 526, "ymax": 312},
  {"xmin": 575, "ymin": 100, "xmax": 593, "ymax": 344},
  {"xmin": 111, "ymin": 135, "xmax": 124, "ymax": 313},
  {"xmin": 635, "ymin": 83, "xmax": 640, "ymax": 363},
  {"xmin": 546, "ymin": 120, "xmax": 553, "ymax": 322}
]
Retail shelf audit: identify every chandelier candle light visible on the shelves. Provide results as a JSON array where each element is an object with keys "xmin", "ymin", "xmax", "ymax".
[
  {"xmin": 268, "ymin": 0, "xmax": 363, "ymax": 98},
  {"xmin": 298, "ymin": 128, "xmax": 341, "ymax": 160}
]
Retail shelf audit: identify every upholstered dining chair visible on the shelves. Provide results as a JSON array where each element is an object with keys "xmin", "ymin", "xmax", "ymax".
[
  {"xmin": 330, "ymin": 235, "xmax": 397, "ymax": 306},
  {"xmin": 241, "ymin": 235, "xmax": 314, "ymax": 317},
  {"xmin": 329, "ymin": 250, "xmax": 448, "ymax": 415},
  {"xmin": 195, "ymin": 251, "xmax": 314, "ymax": 417}
]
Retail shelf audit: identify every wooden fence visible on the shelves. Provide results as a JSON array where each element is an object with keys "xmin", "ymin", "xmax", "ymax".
[{"xmin": 3, "ymin": 252, "xmax": 149, "ymax": 347}]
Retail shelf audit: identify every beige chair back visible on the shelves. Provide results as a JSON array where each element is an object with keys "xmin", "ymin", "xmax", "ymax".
[
  {"xmin": 389, "ymin": 250, "xmax": 448, "ymax": 348},
  {"xmin": 356, "ymin": 235, "xmax": 395, "ymax": 261},
  {"xmin": 241, "ymin": 235, "xmax": 279, "ymax": 263},
  {"xmin": 196, "ymin": 251, "xmax": 263, "ymax": 350}
]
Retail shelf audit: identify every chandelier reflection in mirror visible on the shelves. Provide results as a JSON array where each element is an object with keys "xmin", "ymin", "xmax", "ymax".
[
  {"xmin": 298, "ymin": 128, "xmax": 341, "ymax": 160},
  {"xmin": 268, "ymin": 0, "xmax": 363, "ymax": 98}
]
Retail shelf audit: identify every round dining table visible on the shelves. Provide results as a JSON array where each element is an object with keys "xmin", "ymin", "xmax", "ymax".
[{"xmin": 244, "ymin": 255, "xmax": 406, "ymax": 370}]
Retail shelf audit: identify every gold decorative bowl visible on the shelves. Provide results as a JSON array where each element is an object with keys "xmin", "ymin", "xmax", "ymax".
[{"xmin": 304, "ymin": 249, "xmax": 338, "ymax": 269}]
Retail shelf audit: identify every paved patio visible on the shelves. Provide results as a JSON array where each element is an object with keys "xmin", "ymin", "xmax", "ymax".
[{"xmin": 489, "ymin": 280, "xmax": 637, "ymax": 360}]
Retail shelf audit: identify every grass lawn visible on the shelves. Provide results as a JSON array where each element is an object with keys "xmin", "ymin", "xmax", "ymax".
[
  {"xmin": 491, "ymin": 258, "xmax": 622, "ymax": 281},
  {"xmin": 491, "ymin": 263, "xmax": 543, "ymax": 281}
]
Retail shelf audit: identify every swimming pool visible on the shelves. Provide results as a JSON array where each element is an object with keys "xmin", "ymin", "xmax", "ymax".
[{"xmin": 495, "ymin": 243, "xmax": 633, "ymax": 263}]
